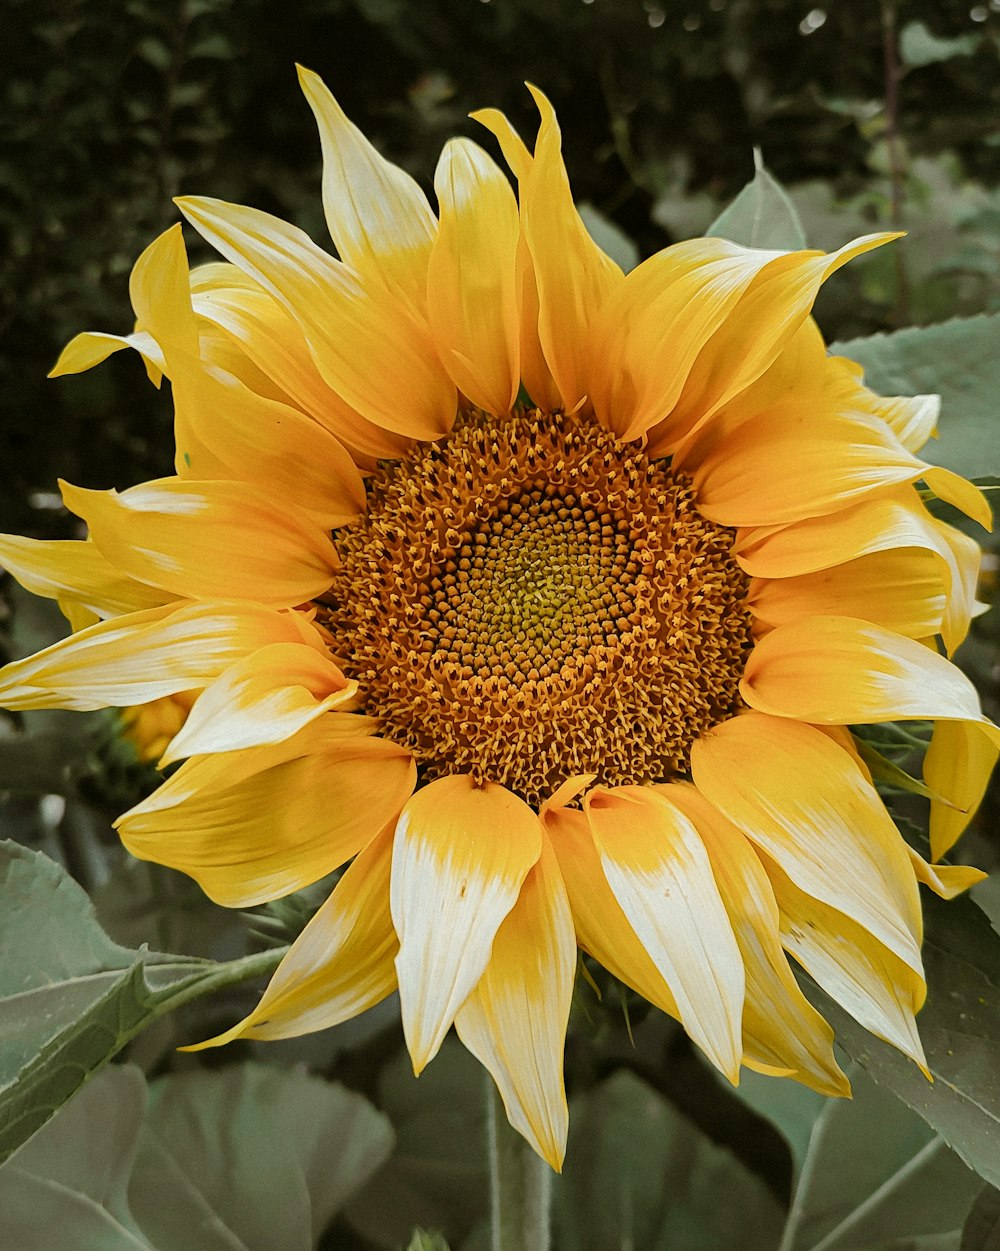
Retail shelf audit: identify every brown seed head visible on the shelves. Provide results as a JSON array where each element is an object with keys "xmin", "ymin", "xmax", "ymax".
[{"xmin": 322, "ymin": 409, "xmax": 752, "ymax": 808}]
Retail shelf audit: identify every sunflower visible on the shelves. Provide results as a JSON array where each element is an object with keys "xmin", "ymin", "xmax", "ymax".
[{"xmin": 1, "ymin": 68, "xmax": 996, "ymax": 1170}]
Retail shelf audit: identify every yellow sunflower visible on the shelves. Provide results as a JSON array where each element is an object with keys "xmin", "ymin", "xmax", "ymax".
[{"xmin": 1, "ymin": 68, "xmax": 996, "ymax": 1170}]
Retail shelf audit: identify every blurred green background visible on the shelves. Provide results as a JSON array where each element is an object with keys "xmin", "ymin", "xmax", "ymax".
[
  {"xmin": 3, "ymin": 0, "xmax": 999, "ymax": 539},
  {"xmin": 2, "ymin": 4, "xmax": 1000, "ymax": 1248}
]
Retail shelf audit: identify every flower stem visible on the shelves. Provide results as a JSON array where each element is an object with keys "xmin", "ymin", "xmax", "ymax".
[{"xmin": 487, "ymin": 1074, "xmax": 552, "ymax": 1251}]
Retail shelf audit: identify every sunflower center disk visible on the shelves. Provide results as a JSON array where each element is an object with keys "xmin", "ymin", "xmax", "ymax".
[{"xmin": 324, "ymin": 409, "xmax": 753, "ymax": 807}]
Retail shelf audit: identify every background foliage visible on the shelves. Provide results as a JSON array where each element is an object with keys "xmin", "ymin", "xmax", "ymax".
[{"xmin": 1, "ymin": 1, "xmax": 1000, "ymax": 1248}]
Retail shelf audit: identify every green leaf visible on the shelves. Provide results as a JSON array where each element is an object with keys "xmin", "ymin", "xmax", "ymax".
[
  {"xmin": 0, "ymin": 1063, "xmax": 394, "ymax": 1250},
  {"xmin": 830, "ymin": 315, "xmax": 1000, "ymax": 481},
  {"xmin": 345, "ymin": 1038, "xmax": 489, "ymax": 1249},
  {"xmin": 899, "ymin": 21, "xmax": 979, "ymax": 69},
  {"xmin": 553, "ymin": 1069, "xmax": 784, "ymax": 1251},
  {"xmin": 405, "ymin": 1233, "xmax": 452, "ymax": 1251},
  {"xmin": 578, "ymin": 202, "xmax": 640, "ymax": 273},
  {"xmin": 961, "ymin": 1185, "xmax": 1000, "ymax": 1250},
  {"xmin": 0, "ymin": 840, "xmax": 283, "ymax": 1164},
  {"xmin": 779, "ymin": 1069, "xmax": 980, "ymax": 1251},
  {"xmin": 727, "ymin": 1067, "xmax": 826, "ymax": 1181},
  {"xmin": 707, "ymin": 150, "xmax": 807, "ymax": 250},
  {"xmin": 803, "ymin": 890, "xmax": 1000, "ymax": 1190}
]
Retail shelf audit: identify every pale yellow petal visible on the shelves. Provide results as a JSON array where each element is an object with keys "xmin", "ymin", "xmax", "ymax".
[
  {"xmin": 455, "ymin": 833, "xmax": 575, "ymax": 1170},
  {"xmin": 666, "ymin": 783, "xmax": 849, "ymax": 1097},
  {"xmin": 0, "ymin": 535, "xmax": 174, "ymax": 620},
  {"xmin": 184, "ymin": 826, "xmax": 398, "ymax": 1048},
  {"xmin": 160, "ymin": 642, "xmax": 356, "ymax": 765},
  {"xmin": 766, "ymin": 857, "xmax": 928, "ymax": 1072},
  {"xmin": 740, "ymin": 616, "xmax": 999, "ymax": 741},
  {"xmin": 691, "ymin": 713, "xmax": 923, "ymax": 973},
  {"xmin": 0, "ymin": 600, "xmax": 321, "ymax": 711},
  {"xmin": 297, "ymin": 64, "xmax": 436, "ymax": 309},
  {"xmin": 907, "ymin": 845, "xmax": 986, "ymax": 900},
  {"xmin": 60, "ymin": 477, "xmax": 338, "ymax": 608},
  {"xmin": 542, "ymin": 804, "xmax": 680, "ymax": 1019},
  {"xmin": 584, "ymin": 785, "xmax": 744, "ymax": 1083},
  {"xmin": 427, "ymin": 138, "xmax": 520, "ymax": 414},
  {"xmin": 118, "ymin": 731, "xmax": 415, "ymax": 906},
  {"xmin": 390, "ymin": 776, "xmax": 542, "ymax": 1073}
]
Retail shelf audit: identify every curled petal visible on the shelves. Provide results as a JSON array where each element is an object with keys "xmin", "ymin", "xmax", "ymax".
[
  {"xmin": 543, "ymin": 804, "xmax": 679, "ymax": 1019},
  {"xmin": 666, "ymin": 783, "xmax": 849, "ymax": 1096},
  {"xmin": 160, "ymin": 642, "xmax": 357, "ymax": 765},
  {"xmin": 766, "ymin": 857, "xmax": 928, "ymax": 1072},
  {"xmin": 176, "ymin": 195, "xmax": 456, "ymax": 440}
]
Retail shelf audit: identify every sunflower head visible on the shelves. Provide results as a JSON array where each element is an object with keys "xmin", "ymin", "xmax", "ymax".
[{"xmin": 1, "ymin": 67, "xmax": 995, "ymax": 1171}]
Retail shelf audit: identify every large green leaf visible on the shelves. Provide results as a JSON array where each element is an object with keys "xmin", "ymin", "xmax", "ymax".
[
  {"xmin": 804, "ymin": 890, "xmax": 1000, "ymax": 1190},
  {"xmin": 830, "ymin": 315, "xmax": 1000, "ymax": 481},
  {"xmin": 780, "ymin": 1069, "xmax": 980, "ymax": 1251},
  {"xmin": 553, "ymin": 1068, "xmax": 785, "ymax": 1251},
  {"xmin": 706, "ymin": 151, "xmax": 807, "ymax": 251},
  {"xmin": 345, "ymin": 1037, "xmax": 490, "ymax": 1249},
  {"xmin": 0, "ymin": 840, "xmax": 283, "ymax": 1164},
  {"xmin": 0, "ymin": 1063, "xmax": 394, "ymax": 1251}
]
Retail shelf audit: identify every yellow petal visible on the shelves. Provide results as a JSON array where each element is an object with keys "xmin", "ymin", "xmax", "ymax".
[
  {"xmin": 661, "ymin": 233, "xmax": 898, "ymax": 448},
  {"xmin": 160, "ymin": 642, "xmax": 356, "ymax": 765},
  {"xmin": 584, "ymin": 785, "xmax": 744, "ymax": 1083},
  {"xmin": 666, "ymin": 783, "xmax": 849, "ymax": 1097},
  {"xmin": 472, "ymin": 104, "xmax": 562, "ymax": 412},
  {"xmin": 455, "ymin": 833, "xmax": 575, "ymax": 1170},
  {"xmin": 169, "ymin": 360, "xmax": 366, "ymax": 526},
  {"xmin": 520, "ymin": 85, "xmax": 623, "ymax": 412},
  {"xmin": 871, "ymin": 392, "xmax": 939, "ymax": 454},
  {"xmin": 183, "ymin": 826, "xmax": 398, "ymax": 1048},
  {"xmin": 734, "ymin": 488, "xmax": 976, "ymax": 655},
  {"xmin": 692, "ymin": 407, "xmax": 938, "ymax": 529},
  {"xmin": 0, "ymin": 535, "xmax": 174, "ymax": 619},
  {"xmin": 0, "ymin": 600, "xmax": 320, "ymax": 711},
  {"xmin": 191, "ymin": 278, "xmax": 411, "ymax": 463},
  {"xmin": 297, "ymin": 64, "xmax": 436, "ymax": 310},
  {"xmin": 740, "ymin": 616, "xmax": 999, "ymax": 740},
  {"xmin": 691, "ymin": 713, "xmax": 923, "ymax": 973},
  {"xmin": 49, "ymin": 330, "xmax": 163, "ymax": 380},
  {"xmin": 176, "ymin": 195, "xmax": 456, "ymax": 440},
  {"xmin": 390, "ymin": 776, "xmax": 542, "ymax": 1074},
  {"xmin": 127, "ymin": 222, "xmax": 199, "ymax": 356},
  {"xmin": 766, "ymin": 856, "xmax": 928, "ymax": 1072},
  {"xmin": 118, "ymin": 731, "xmax": 415, "ymax": 906},
  {"xmin": 542, "ymin": 804, "xmax": 680, "ymax": 1019},
  {"xmin": 588, "ymin": 240, "xmax": 792, "ymax": 441},
  {"xmin": 427, "ymin": 138, "xmax": 520, "ymax": 414},
  {"xmin": 924, "ymin": 719, "xmax": 1000, "ymax": 860},
  {"xmin": 748, "ymin": 548, "xmax": 946, "ymax": 642},
  {"xmin": 60, "ymin": 477, "xmax": 338, "ymax": 608},
  {"xmin": 907, "ymin": 845, "xmax": 986, "ymax": 900}
]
